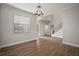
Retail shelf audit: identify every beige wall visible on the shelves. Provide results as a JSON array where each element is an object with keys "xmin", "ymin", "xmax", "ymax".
[
  {"xmin": 0, "ymin": 5, "xmax": 2, "ymax": 43},
  {"xmin": 63, "ymin": 6, "xmax": 79, "ymax": 47},
  {"xmin": 0, "ymin": 4, "xmax": 38, "ymax": 48}
]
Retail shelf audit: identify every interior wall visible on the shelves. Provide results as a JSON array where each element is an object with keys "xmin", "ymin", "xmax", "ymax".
[
  {"xmin": 39, "ymin": 23, "xmax": 45, "ymax": 36},
  {"xmin": 39, "ymin": 19, "xmax": 51, "ymax": 36},
  {"xmin": 63, "ymin": 6, "xmax": 79, "ymax": 47},
  {"xmin": 0, "ymin": 5, "xmax": 2, "ymax": 44},
  {"xmin": 0, "ymin": 4, "xmax": 38, "ymax": 48},
  {"xmin": 39, "ymin": 23, "xmax": 51, "ymax": 36},
  {"xmin": 52, "ymin": 11, "xmax": 63, "ymax": 28}
]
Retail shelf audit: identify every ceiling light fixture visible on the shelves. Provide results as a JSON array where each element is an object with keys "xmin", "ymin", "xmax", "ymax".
[{"xmin": 35, "ymin": 3, "xmax": 44, "ymax": 16}]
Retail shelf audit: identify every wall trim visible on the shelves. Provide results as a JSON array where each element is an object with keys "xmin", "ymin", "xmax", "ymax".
[
  {"xmin": 63, "ymin": 41, "xmax": 79, "ymax": 48},
  {"xmin": 0, "ymin": 37, "xmax": 39, "ymax": 49}
]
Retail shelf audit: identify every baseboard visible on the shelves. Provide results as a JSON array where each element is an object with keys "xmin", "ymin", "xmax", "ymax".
[
  {"xmin": 63, "ymin": 41, "xmax": 79, "ymax": 48},
  {"xmin": 51, "ymin": 34, "xmax": 63, "ymax": 39},
  {"xmin": 0, "ymin": 37, "xmax": 39, "ymax": 49}
]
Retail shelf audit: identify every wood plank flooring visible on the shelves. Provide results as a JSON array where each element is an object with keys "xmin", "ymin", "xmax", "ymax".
[{"xmin": 0, "ymin": 37, "xmax": 79, "ymax": 56}]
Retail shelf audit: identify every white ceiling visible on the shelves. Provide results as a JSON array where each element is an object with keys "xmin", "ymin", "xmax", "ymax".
[{"xmin": 7, "ymin": 3, "xmax": 79, "ymax": 17}]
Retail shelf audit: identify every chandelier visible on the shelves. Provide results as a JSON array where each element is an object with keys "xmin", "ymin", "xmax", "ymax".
[{"xmin": 35, "ymin": 3, "xmax": 44, "ymax": 16}]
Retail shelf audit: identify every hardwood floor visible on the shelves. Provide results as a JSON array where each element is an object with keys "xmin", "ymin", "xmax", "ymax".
[{"xmin": 0, "ymin": 37, "xmax": 79, "ymax": 56}]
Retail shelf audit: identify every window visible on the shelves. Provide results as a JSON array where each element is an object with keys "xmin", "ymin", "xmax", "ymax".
[{"xmin": 14, "ymin": 15, "xmax": 30, "ymax": 33}]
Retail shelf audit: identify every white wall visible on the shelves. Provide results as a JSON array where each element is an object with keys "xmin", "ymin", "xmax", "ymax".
[
  {"xmin": 39, "ymin": 23, "xmax": 51, "ymax": 36},
  {"xmin": 39, "ymin": 19, "xmax": 51, "ymax": 36},
  {"xmin": 0, "ymin": 4, "xmax": 38, "ymax": 48},
  {"xmin": 39, "ymin": 23, "xmax": 45, "ymax": 36},
  {"xmin": 63, "ymin": 6, "xmax": 79, "ymax": 47},
  {"xmin": 52, "ymin": 11, "xmax": 63, "ymax": 28}
]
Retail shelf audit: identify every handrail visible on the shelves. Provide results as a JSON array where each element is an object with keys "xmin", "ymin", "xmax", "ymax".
[{"xmin": 54, "ymin": 22, "xmax": 62, "ymax": 33}]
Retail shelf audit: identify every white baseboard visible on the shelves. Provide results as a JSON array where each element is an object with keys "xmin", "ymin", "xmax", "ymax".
[
  {"xmin": 0, "ymin": 37, "xmax": 39, "ymax": 49},
  {"xmin": 63, "ymin": 41, "xmax": 79, "ymax": 48},
  {"xmin": 51, "ymin": 34, "xmax": 63, "ymax": 39}
]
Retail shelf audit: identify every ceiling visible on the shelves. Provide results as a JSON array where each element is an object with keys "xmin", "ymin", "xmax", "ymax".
[{"xmin": 7, "ymin": 3, "xmax": 79, "ymax": 17}]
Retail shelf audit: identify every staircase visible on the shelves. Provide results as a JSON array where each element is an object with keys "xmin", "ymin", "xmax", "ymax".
[
  {"xmin": 51, "ymin": 23, "xmax": 63, "ymax": 38},
  {"xmin": 51, "ymin": 28, "xmax": 63, "ymax": 38}
]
